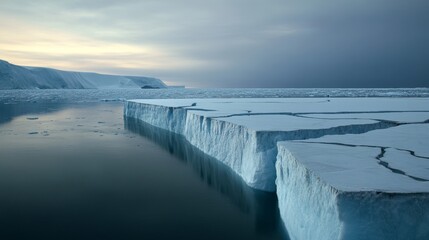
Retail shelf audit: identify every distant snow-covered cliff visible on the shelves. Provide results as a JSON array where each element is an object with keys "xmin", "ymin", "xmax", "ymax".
[{"xmin": 0, "ymin": 59, "xmax": 166, "ymax": 89}]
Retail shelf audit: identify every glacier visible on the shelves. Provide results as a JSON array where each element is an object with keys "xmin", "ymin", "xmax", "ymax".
[
  {"xmin": 0, "ymin": 59, "xmax": 166, "ymax": 89},
  {"xmin": 124, "ymin": 97, "xmax": 429, "ymax": 239}
]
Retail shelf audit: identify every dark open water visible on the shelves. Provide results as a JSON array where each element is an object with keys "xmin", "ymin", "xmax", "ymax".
[{"xmin": 0, "ymin": 102, "xmax": 288, "ymax": 240}]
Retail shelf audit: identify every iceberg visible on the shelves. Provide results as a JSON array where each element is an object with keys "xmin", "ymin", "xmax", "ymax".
[
  {"xmin": 125, "ymin": 97, "xmax": 429, "ymax": 239},
  {"xmin": 276, "ymin": 124, "xmax": 429, "ymax": 240},
  {"xmin": 124, "ymin": 98, "xmax": 429, "ymax": 191},
  {"xmin": 124, "ymin": 98, "xmax": 429, "ymax": 240}
]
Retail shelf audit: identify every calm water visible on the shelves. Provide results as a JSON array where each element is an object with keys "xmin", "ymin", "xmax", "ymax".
[{"xmin": 0, "ymin": 102, "xmax": 288, "ymax": 240}]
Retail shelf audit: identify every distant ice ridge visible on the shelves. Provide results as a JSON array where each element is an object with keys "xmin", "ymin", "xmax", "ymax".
[{"xmin": 0, "ymin": 59, "xmax": 166, "ymax": 89}]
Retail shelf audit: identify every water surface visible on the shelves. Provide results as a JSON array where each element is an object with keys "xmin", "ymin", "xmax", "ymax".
[{"xmin": 0, "ymin": 102, "xmax": 287, "ymax": 240}]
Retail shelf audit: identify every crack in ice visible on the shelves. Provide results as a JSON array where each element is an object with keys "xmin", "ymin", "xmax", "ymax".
[
  {"xmin": 295, "ymin": 141, "xmax": 429, "ymax": 182},
  {"xmin": 211, "ymin": 110, "xmax": 429, "ymax": 119},
  {"xmin": 295, "ymin": 114, "xmax": 429, "ymax": 126}
]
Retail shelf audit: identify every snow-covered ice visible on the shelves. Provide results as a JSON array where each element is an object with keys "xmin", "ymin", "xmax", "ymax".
[
  {"xmin": 276, "ymin": 125, "xmax": 429, "ymax": 240},
  {"xmin": 124, "ymin": 98, "xmax": 429, "ymax": 191},
  {"xmin": 125, "ymin": 97, "xmax": 429, "ymax": 239},
  {"xmin": 304, "ymin": 112, "xmax": 429, "ymax": 124}
]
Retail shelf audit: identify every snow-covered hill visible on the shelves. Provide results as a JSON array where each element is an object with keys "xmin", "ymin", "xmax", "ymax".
[{"xmin": 0, "ymin": 59, "xmax": 167, "ymax": 89}]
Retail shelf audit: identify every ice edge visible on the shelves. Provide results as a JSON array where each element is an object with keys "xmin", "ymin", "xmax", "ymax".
[
  {"xmin": 123, "ymin": 100, "xmax": 427, "ymax": 192},
  {"xmin": 124, "ymin": 99, "xmax": 429, "ymax": 240}
]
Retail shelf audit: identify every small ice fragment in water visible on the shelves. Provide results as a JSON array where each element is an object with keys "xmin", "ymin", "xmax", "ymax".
[{"xmin": 101, "ymin": 98, "xmax": 126, "ymax": 102}]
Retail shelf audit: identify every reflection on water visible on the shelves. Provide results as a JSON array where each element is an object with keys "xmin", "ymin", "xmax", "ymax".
[
  {"xmin": 0, "ymin": 102, "xmax": 289, "ymax": 240},
  {"xmin": 0, "ymin": 103, "xmax": 66, "ymax": 125},
  {"xmin": 125, "ymin": 117, "xmax": 289, "ymax": 238}
]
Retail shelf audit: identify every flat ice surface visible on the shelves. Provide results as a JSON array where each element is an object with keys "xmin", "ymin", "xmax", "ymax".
[
  {"xmin": 130, "ymin": 98, "xmax": 429, "ymax": 112},
  {"xmin": 303, "ymin": 123, "xmax": 429, "ymax": 157},
  {"xmin": 280, "ymin": 123, "xmax": 429, "ymax": 193},
  {"xmin": 129, "ymin": 98, "xmax": 429, "ymax": 131},
  {"xmin": 217, "ymin": 115, "xmax": 377, "ymax": 132},
  {"xmin": 304, "ymin": 112, "xmax": 429, "ymax": 123}
]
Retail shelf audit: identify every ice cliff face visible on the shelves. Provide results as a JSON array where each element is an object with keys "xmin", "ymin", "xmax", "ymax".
[
  {"xmin": 0, "ymin": 59, "xmax": 166, "ymax": 89},
  {"xmin": 125, "ymin": 98, "xmax": 429, "ymax": 240}
]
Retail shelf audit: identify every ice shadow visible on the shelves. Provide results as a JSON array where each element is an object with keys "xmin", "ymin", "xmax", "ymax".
[{"xmin": 124, "ymin": 117, "xmax": 289, "ymax": 239}]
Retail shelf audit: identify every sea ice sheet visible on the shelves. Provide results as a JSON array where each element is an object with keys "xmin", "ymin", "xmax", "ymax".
[{"xmin": 125, "ymin": 98, "xmax": 429, "ymax": 191}]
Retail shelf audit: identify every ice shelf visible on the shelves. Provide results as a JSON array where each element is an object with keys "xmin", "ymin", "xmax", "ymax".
[
  {"xmin": 125, "ymin": 98, "xmax": 429, "ymax": 191},
  {"xmin": 125, "ymin": 98, "xmax": 429, "ymax": 240}
]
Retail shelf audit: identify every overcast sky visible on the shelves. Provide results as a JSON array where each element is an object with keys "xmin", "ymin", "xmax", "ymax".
[{"xmin": 1, "ymin": 0, "xmax": 428, "ymax": 87}]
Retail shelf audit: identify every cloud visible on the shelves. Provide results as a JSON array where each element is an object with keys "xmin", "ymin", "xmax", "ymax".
[{"xmin": 0, "ymin": 0, "xmax": 428, "ymax": 87}]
